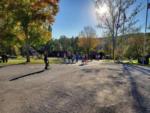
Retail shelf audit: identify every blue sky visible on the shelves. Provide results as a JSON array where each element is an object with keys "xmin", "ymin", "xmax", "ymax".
[{"xmin": 52, "ymin": 0, "xmax": 150, "ymax": 38}]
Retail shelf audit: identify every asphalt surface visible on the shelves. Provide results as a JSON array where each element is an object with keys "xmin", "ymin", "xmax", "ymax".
[{"xmin": 0, "ymin": 61, "xmax": 149, "ymax": 113}]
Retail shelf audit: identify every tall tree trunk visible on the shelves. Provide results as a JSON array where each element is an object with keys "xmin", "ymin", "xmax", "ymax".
[
  {"xmin": 112, "ymin": 35, "xmax": 116, "ymax": 61},
  {"xmin": 112, "ymin": 22, "xmax": 116, "ymax": 61},
  {"xmin": 25, "ymin": 29, "xmax": 30, "ymax": 63},
  {"xmin": 26, "ymin": 45, "xmax": 30, "ymax": 62}
]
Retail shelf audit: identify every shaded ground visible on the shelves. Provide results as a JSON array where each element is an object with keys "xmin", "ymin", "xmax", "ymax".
[{"xmin": 0, "ymin": 62, "xmax": 149, "ymax": 113}]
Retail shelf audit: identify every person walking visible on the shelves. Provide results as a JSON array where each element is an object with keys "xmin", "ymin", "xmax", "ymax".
[
  {"xmin": 44, "ymin": 51, "xmax": 49, "ymax": 70},
  {"xmin": 63, "ymin": 52, "xmax": 67, "ymax": 64},
  {"xmin": 71, "ymin": 53, "xmax": 74, "ymax": 64},
  {"xmin": 1, "ymin": 54, "xmax": 8, "ymax": 63},
  {"xmin": 5, "ymin": 55, "xmax": 8, "ymax": 63},
  {"xmin": 67, "ymin": 52, "xmax": 71, "ymax": 64},
  {"xmin": 82, "ymin": 54, "xmax": 85, "ymax": 65},
  {"xmin": 1, "ymin": 55, "xmax": 5, "ymax": 63},
  {"xmin": 75, "ymin": 53, "xmax": 79, "ymax": 63}
]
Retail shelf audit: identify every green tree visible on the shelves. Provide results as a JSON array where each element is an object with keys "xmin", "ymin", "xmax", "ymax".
[
  {"xmin": 59, "ymin": 35, "xmax": 72, "ymax": 51},
  {"xmin": 1, "ymin": 0, "xmax": 59, "ymax": 62},
  {"xmin": 71, "ymin": 37, "xmax": 79, "ymax": 53}
]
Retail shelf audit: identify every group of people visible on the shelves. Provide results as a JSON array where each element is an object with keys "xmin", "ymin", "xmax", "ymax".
[
  {"xmin": 1, "ymin": 54, "xmax": 8, "ymax": 63},
  {"xmin": 43, "ymin": 51, "xmax": 90, "ymax": 70},
  {"xmin": 63, "ymin": 53, "xmax": 79, "ymax": 64},
  {"xmin": 63, "ymin": 52, "xmax": 89, "ymax": 65}
]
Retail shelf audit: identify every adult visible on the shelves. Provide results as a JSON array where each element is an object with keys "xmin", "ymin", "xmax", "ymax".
[
  {"xmin": 1, "ymin": 55, "xmax": 5, "ymax": 63},
  {"xmin": 82, "ymin": 54, "xmax": 85, "ymax": 65},
  {"xmin": 75, "ymin": 53, "xmax": 79, "ymax": 63},
  {"xmin": 1, "ymin": 54, "xmax": 8, "ymax": 63},
  {"xmin": 5, "ymin": 55, "xmax": 8, "ymax": 63},
  {"xmin": 63, "ymin": 53, "xmax": 67, "ymax": 64},
  {"xmin": 67, "ymin": 52, "xmax": 71, "ymax": 64},
  {"xmin": 44, "ymin": 52, "xmax": 49, "ymax": 70},
  {"xmin": 71, "ymin": 53, "xmax": 75, "ymax": 64}
]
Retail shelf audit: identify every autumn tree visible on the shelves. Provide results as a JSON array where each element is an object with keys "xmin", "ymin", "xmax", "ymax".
[
  {"xmin": 1, "ymin": 0, "xmax": 59, "ymax": 62},
  {"xmin": 0, "ymin": 0, "xmax": 22, "ymax": 55},
  {"xmin": 78, "ymin": 26, "xmax": 100, "ymax": 54},
  {"xmin": 95, "ymin": 0, "xmax": 143, "ymax": 60}
]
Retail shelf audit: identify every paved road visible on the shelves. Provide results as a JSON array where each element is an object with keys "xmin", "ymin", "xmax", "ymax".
[{"xmin": 0, "ymin": 62, "xmax": 149, "ymax": 113}]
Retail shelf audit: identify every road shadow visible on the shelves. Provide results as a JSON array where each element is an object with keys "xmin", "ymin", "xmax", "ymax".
[
  {"xmin": 107, "ymin": 68, "xmax": 122, "ymax": 72},
  {"xmin": 123, "ymin": 64, "xmax": 148, "ymax": 113},
  {"xmin": 79, "ymin": 64, "xmax": 84, "ymax": 66},
  {"xmin": 81, "ymin": 68, "xmax": 101, "ymax": 75},
  {"xmin": 79, "ymin": 63, "xmax": 88, "ymax": 66},
  {"xmin": 10, "ymin": 69, "xmax": 45, "ymax": 81},
  {"xmin": 0, "ymin": 62, "xmax": 26, "ymax": 69},
  {"xmin": 126, "ymin": 65, "xmax": 150, "ymax": 76}
]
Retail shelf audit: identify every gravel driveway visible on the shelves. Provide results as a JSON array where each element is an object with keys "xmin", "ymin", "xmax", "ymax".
[{"xmin": 0, "ymin": 62, "xmax": 149, "ymax": 113}]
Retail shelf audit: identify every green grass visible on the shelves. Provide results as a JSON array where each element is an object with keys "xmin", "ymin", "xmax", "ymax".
[
  {"xmin": 0, "ymin": 57, "xmax": 63, "ymax": 67},
  {"xmin": 100, "ymin": 59, "xmax": 114, "ymax": 63},
  {"xmin": 122, "ymin": 59, "xmax": 150, "ymax": 67},
  {"xmin": 122, "ymin": 60, "xmax": 138, "ymax": 64},
  {"xmin": 101, "ymin": 59, "xmax": 150, "ymax": 67}
]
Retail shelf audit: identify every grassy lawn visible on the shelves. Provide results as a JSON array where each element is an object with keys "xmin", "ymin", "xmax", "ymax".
[
  {"xmin": 100, "ymin": 59, "xmax": 150, "ymax": 67},
  {"xmin": 122, "ymin": 59, "xmax": 138, "ymax": 64},
  {"xmin": 0, "ymin": 57, "xmax": 63, "ymax": 67},
  {"xmin": 100, "ymin": 59, "xmax": 114, "ymax": 63},
  {"xmin": 122, "ymin": 59, "xmax": 150, "ymax": 67}
]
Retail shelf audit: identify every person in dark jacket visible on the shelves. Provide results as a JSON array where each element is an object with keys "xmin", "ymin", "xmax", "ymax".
[
  {"xmin": 1, "ymin": 55, "xmax": 5, "ymax": 63},
  {"xmin": 1, "ymin": 54, "xmax": 8, "ymax": 63},
  {"xmin": 44, "ymin": 52, "xmax": 49, "ymax": 70},
  {"xmin": 5, "ymin": 55, "xmax": 8, "ymax": 63}
]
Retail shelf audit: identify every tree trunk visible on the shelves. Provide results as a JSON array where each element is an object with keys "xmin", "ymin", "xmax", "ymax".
[
  {"xmin": 26, "ymin": 43, "xmax": 30, "ymax": 62},
  {"xmin": 112, "ymin": 36, "xmax": 116, "ymax": 61},
  {"xmin": 26, "ymin": 53, "xmax": 30, "ymax": 62},
  {"xmin": 25, "ymin": 30, "xmax": 30, "ymax": 63}
]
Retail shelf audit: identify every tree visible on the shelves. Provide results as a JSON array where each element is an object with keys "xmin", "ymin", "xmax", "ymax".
[
  {"xmin": 71, "ymin": 37, "xmax": 79, "ymax": 53},
  {"xmin": 0, "ymin": 0, "xmax": 22, "ymax": 55},
  {"xmin": 2, "ymin": 0, "xmax": 59, "ymax": 62},
  {"xmin": 78, "ymin": 26, "xmax": 100, "ymax": 54},
  {"xmin": 28, "ymin": 23, "xmax": 51, "ymax": 49},
  {"xmin": 59, "ymin": 35, "xmax": 72, "ymax": 51},
  {"xmin": 95, "ymin": 0, "xmax": 143, "ymax": 60},
  {"xmin": 125, "ymin": 36, "xmax": 144, "ymax": 59},
  {"xmin": 47, "ymin": 36, "xmax": 80, "ymax": 54}
]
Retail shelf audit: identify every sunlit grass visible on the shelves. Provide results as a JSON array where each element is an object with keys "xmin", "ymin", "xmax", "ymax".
[
  {"xmin": 100, "ymin": 60, "xmax": 114, "ymax": 63},
  {"xmin": 0, "ymin": 57, "xmax": 63, "ymax": 67},
  {"xmin": 122, "ymin": 60, "xmax": 138, "ymax": 64},
  {"xmin": 122, "ymin": 59, "xmax": 150, "ymax": 67}
]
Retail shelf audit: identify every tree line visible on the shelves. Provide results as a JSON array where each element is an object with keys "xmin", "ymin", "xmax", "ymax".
[{"xmin": 46, "ymin": 27, "xmax": 150, "ymax": 60}]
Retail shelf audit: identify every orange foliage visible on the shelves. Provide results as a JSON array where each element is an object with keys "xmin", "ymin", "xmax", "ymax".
[
  {"xmin": 31, "ymin": 0, "xmax": 59, "ymax": 9},
  {"xmin": 31, "ymin": 0, "xmax": 59, "ymax": 23},
  {"xmin": 78, "ymin": 37, "xmax": 100, "ymax": 52}
]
